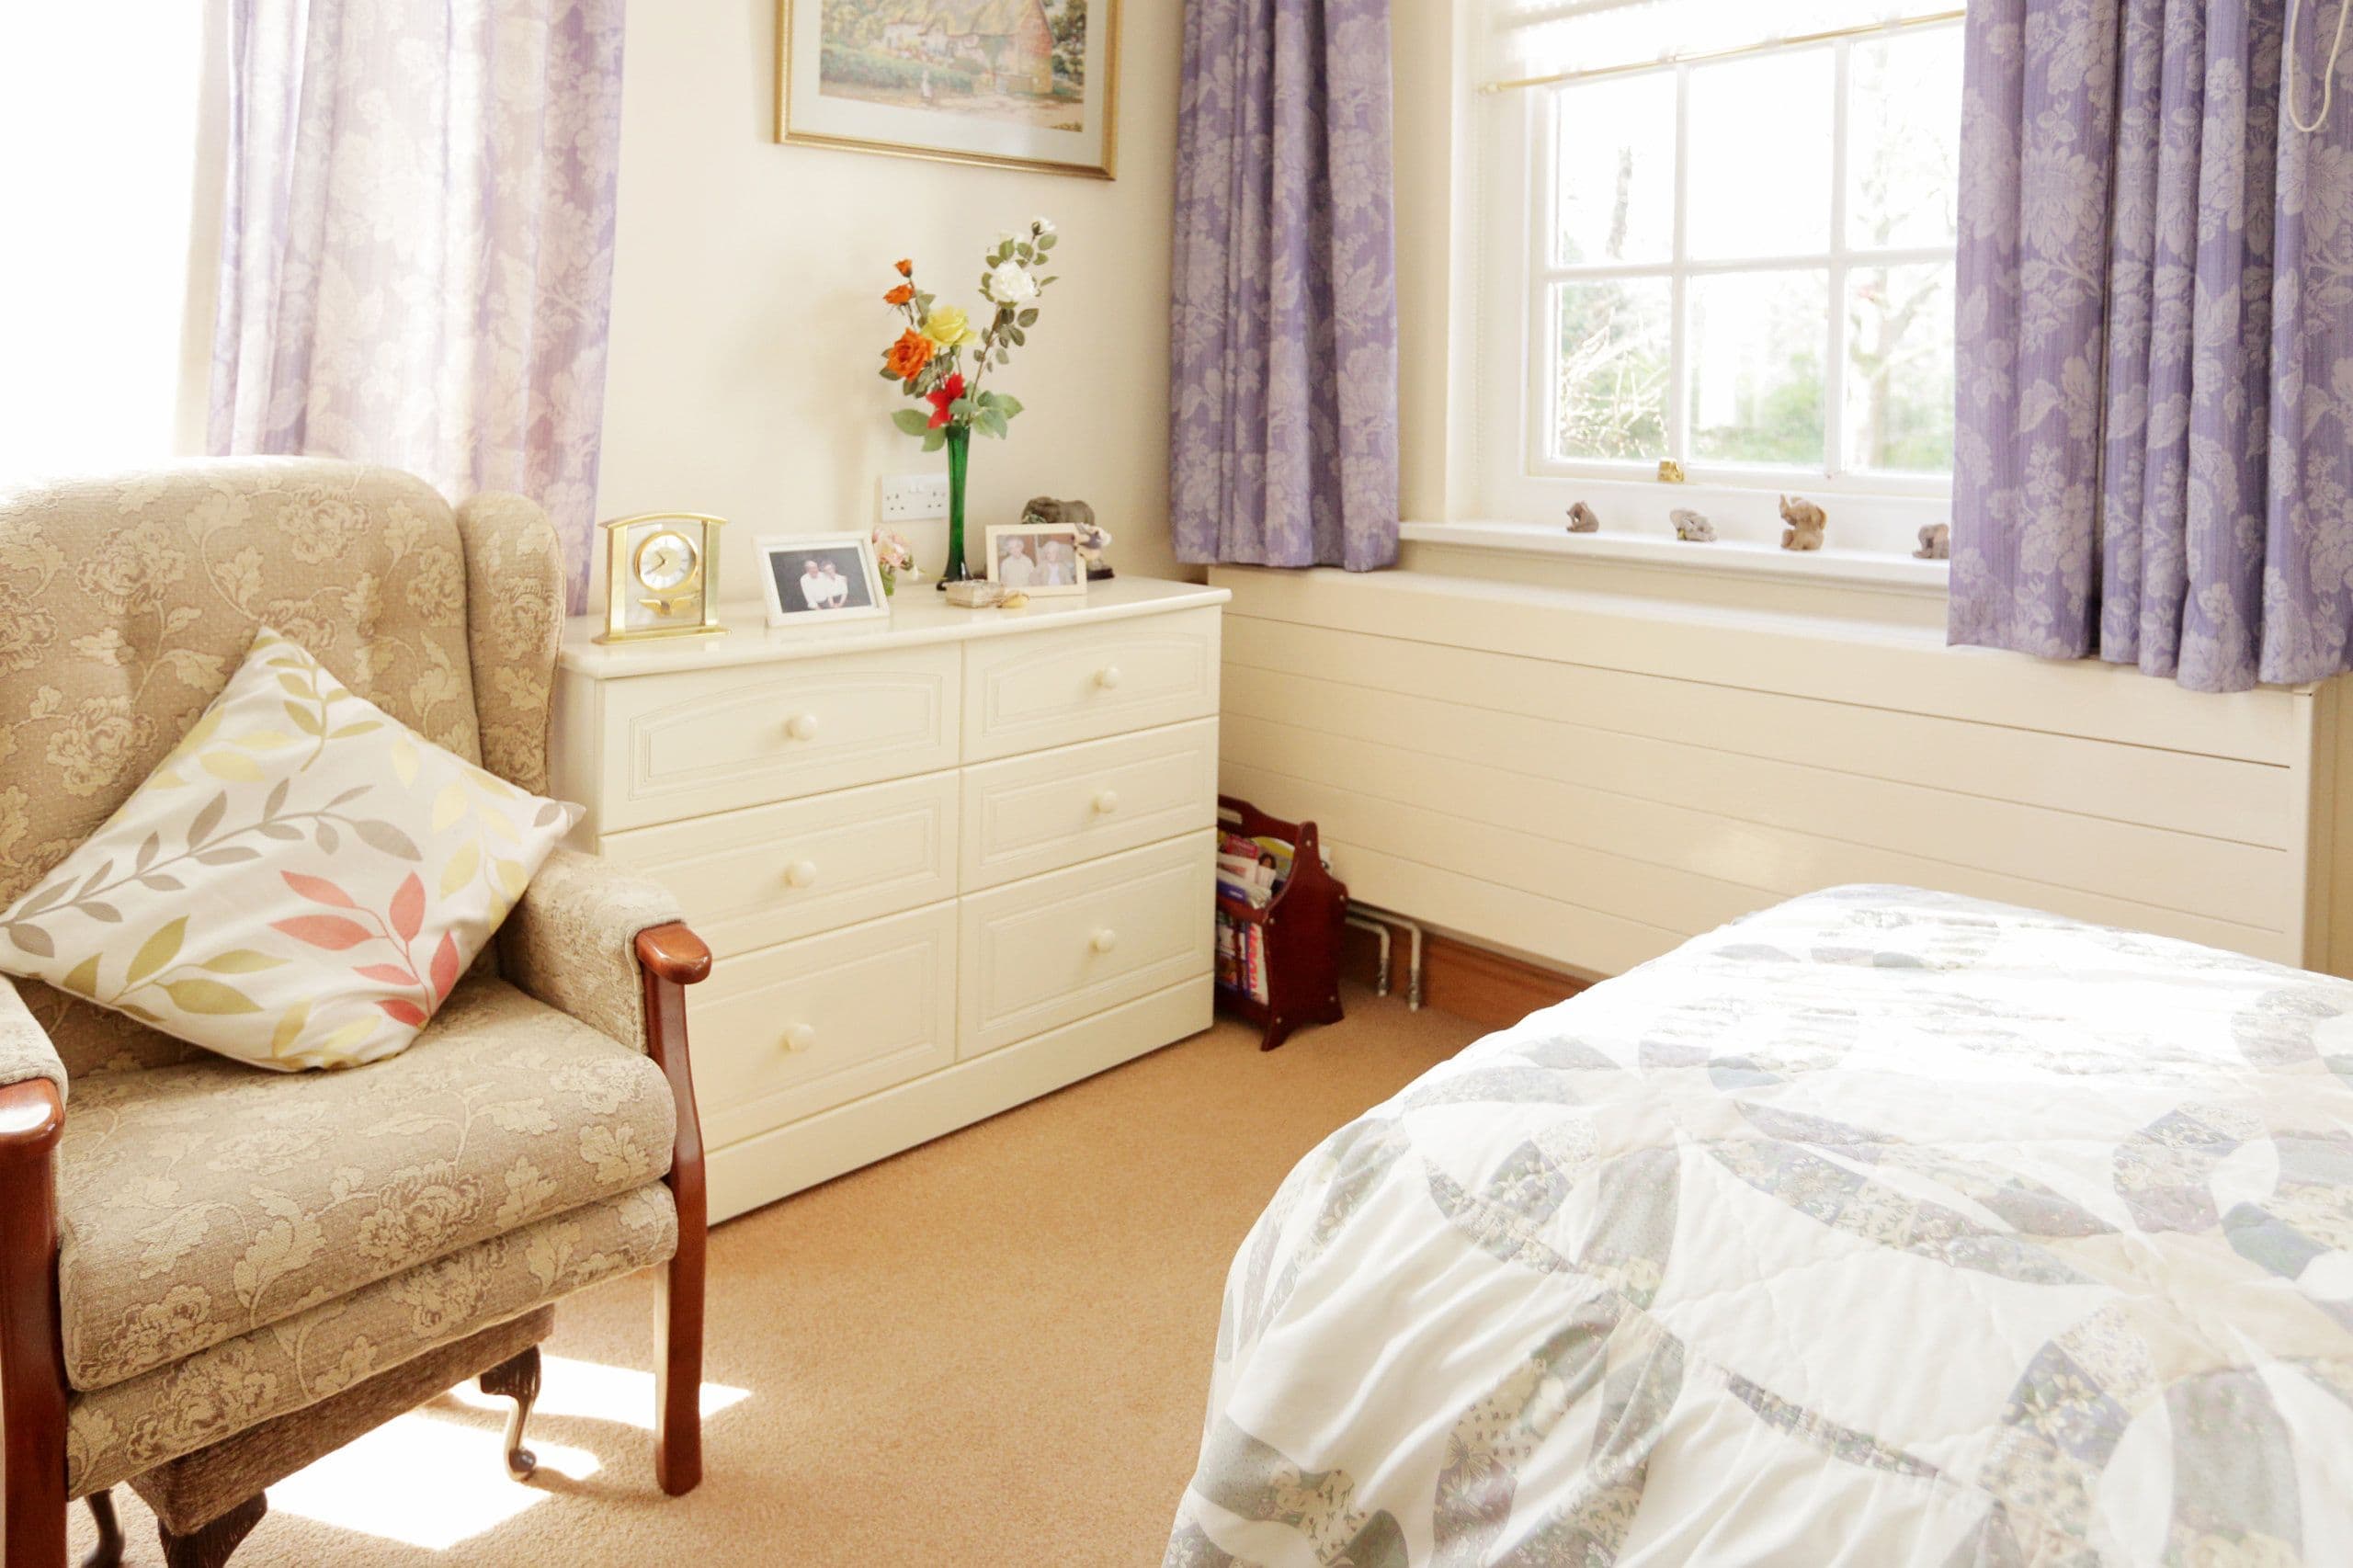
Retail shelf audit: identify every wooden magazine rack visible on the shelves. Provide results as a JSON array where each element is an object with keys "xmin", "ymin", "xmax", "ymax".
[{"xmin": 1215, "ymin": 795, "xmax": 1348, "ymax": 1051}]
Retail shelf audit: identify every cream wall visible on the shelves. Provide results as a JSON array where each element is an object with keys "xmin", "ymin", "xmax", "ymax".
[{"xmin": 594, "ymin": 0, "xmax": 1187, "ymax": 609}]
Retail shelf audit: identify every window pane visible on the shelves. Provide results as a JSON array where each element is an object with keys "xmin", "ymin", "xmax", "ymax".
[
  {"xmin": 1847, "ymin": 28, "xmax": 1962, "ymax": 249},
  {"xmin": 1845, "ymin": 264, "xmax": 1954, "ymax": 473},
  {"xmin": 1552, "ymin": 279, "xmax": 1671, "ymax": 461},
  {"xmin": 1552, "ymin": 74, "xmax": 1676, "ymax": 267},
  {"xmin": 1685, "ymin": 50, "xmax": 1835, "ymax": 260},
  {"xmin": 1686, "ymin": 271, "xmax": 1827, "ymax": 467}
]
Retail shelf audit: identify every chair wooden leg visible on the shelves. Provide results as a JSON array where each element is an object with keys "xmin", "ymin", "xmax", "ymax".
[
  {"xmin": 478, "ymin": 1345, "xmax": 542, "ymax": 1480},
  {"xmin": 157, "ymin": 1493, "xmax": 265, "ymax": 1568},
  {"xmin": 653, "ymin": 1189, "xmax": 706, "ymax": 1496},
  {"xmin": 1, "ymin": 1077, "xmax": 69, "ymax": 1568},
  {"xmin": 80, "ymin": 1490, "xmax": 124, "ymax": 1568}
]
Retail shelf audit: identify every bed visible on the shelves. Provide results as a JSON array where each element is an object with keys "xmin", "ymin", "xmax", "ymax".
[{"xmin": 1166, "ymin": 886, "xmax": 2353, "ymax": 1566}]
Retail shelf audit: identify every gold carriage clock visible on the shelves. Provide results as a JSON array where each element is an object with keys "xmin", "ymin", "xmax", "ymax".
[{"xmin": 595, "ymin": 513, "xmax": 727, "ymax": 644}]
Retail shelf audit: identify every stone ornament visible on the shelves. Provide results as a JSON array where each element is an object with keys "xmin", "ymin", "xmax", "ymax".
[
  {"xmin": 1779, "ymin": 494, "xmax": 1828, "ymax": 551},
  {"xmin": 1671, "ymin": 508, "xmax": 1715, "ymax": 542},
  {"xmin": 1023, "ymin": 496, "xmax": 1112, "ymax": 578},
  {"xmin": 1915, "ymin": 523, "xmax": 1950, "ymax": 560},
  {"xmin": 1567, "ymin": 502, "xmax": 1600, "ymax": 533}
]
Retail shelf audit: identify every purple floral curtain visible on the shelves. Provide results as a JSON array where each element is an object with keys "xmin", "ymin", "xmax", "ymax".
[
  {"xmin": 209, "ymin": 0, "xmax": 627, "ymax": 612},
  {"xmin": 1169, "ymin": 0, "xmax": 1400, "ymax": 571},
  {"xmin": 1950, "ymin": 0, "xmax": 2353, "ymax": 691}
]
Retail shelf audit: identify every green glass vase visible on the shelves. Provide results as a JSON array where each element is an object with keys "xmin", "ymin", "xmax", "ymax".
[{"xmin": 937, "ymin": 424, "xmax": 974, "ymax": 588}]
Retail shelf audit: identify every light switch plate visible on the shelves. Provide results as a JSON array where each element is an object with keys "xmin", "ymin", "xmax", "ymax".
[{"xmin": 880, "ymin": 473, "xmax": 949, "ymax": 522}]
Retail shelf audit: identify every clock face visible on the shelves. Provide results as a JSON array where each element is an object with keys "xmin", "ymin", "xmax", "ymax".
[{"xmin": 634, "ymin": 528, "xmax": 699, "ymax": 593}]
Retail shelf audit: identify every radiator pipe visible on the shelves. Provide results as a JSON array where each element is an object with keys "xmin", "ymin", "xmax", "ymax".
[
  {"xmin": 1346, "ymin": 903, "xmax": 1426, "ymax": 1011},
  {"xmin": 1343, "ymin": 915, "xmax": 1392, "ymax": 998}
]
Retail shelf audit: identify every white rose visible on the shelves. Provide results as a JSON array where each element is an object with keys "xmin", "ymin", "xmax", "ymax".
[
  {"xmin": 1030, "ymin": 215, "xmax": 1056, "ymax": 236},
  {"xmin": 987, "ymin": 259, "xmax": 1039, "ymax": 302}
]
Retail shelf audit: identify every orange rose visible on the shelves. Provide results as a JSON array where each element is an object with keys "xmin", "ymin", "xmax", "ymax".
[
  {"xmin": 893, "ymin": 258, "xmax": 913, "ymax": 276},
  {"xmin": 884, "ymin": 283, "xmax": 914, "ymax": 306},
  {"xmin": 883, "ymin": 329, "xmax": 934, "ymax": 382}
]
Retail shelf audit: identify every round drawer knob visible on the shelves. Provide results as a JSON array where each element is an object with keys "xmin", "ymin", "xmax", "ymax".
[
  {"xmin": 1089, "ymin": 928, "xmax": 1119, "ymax": 955},
  {"xmin": 1094, "ymin": 665, "xmax": 1122, "ymax": 690},
  {"xmin": 786, "ymin": 712, "xmax": 820, "ymax": 742},
  {"xmin": 783, "ymin": 1023, "xmax": 817, "ymax": 1053},
  {"xmin": 1091, "ymin": 790, "xmax": 1120, "ymax": 815},
  {"xmin": 784, "ymin": 859, "xmax": 818, "ymax": 889}
]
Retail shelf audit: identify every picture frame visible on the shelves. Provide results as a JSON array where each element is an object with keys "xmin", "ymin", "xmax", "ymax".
[
  {"xmin": 983, "ymin": 523, "xmax": 1086, "ymax": 597},
  {"xmin": 775, "ymin": 0, "xmax": 1119, "ymax": 180},
  {"xmin": 756, "ymin": 533, "xmax": 892, "ymax": 627}
]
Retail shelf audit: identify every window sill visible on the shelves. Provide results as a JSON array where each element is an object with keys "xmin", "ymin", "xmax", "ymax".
[{"xmin": 1399, "ymin": 519, "xmax": 1950, "ymax": 596}]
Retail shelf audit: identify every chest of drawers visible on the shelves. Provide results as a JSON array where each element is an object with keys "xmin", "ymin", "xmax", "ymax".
[{"xmin": 551, "ymin": 578, "xmax": 1226, "ymax": 1221}]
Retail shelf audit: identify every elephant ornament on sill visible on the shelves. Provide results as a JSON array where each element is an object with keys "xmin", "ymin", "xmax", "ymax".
[{"xmin": 1779, "ymin": 494, "xmax": 1828, "ymax": 551}]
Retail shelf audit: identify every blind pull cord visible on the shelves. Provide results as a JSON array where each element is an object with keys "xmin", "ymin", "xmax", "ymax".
[{"xmin": 2287, "ymin": 0, "xmax": 2350, "ymax": 133}]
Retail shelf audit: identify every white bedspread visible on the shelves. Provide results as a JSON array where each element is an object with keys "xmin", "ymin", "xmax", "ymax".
[{"xmin": 1167, "ymin": 886, "xmax": 2353, "ymax": 1566}]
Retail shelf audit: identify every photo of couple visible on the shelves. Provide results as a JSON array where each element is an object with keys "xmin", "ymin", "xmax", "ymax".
[
  {"xmin": 986, "ymin": 524, "xmax": 1086, "ymax": 597},
  {"xmin": 757, "ymin": 535, "xmax": 890, "ymax": 626},
  {"xmin": 784, "ymin": 549, "xmax": 871, "ymax": 611}
]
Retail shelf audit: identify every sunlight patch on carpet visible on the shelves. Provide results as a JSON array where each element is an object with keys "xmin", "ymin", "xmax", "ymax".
[{"xmin": 267, "ymin": 1412, "xmax": 599, "ymax": 1550}]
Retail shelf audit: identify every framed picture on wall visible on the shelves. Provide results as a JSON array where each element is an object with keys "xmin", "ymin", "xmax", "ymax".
[
  {"xmin": 756, "ymin": 533, "xmax": 892, "ymax": 627},
  {"xmin": 983, "ymin": 522, "xmax": 1086, "ymax": 597},
  {"xmin": 775, "ymin": 0, "xmax": 1119, "ymax": 179}
]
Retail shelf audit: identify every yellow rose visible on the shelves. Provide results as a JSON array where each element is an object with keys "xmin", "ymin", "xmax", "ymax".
[{"xmin": 921, "ymin": 305, "xmax": 979, "ymax": 347}]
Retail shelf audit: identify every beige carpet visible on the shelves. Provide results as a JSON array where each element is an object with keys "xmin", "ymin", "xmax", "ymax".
[{"xmin": 68, "ymin": 988, "xmax": 1481, "ymax": 1566}]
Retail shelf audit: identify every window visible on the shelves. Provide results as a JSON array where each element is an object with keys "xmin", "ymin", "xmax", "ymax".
[
  {"xmin": 1522, "ymin": 17, "xmax": 1961, "ymax": 494},
  {"xmin": 0, "ymin": 5, "xmax": 222, "ymax": 486}
]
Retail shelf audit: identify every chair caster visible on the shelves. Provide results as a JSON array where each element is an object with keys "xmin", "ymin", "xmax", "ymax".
[
  {"xmin": 479, "ymin": 1344, "xmax": 543, "ymax": 1480},
  {"xmin": 82, "ymin": 1488, "xmax": 125, "ymax": 1568}
]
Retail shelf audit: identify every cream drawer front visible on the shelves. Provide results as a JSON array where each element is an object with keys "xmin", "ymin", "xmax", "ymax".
[
  {"xmin": 600, "ymin": 773, "xmax": 957, "ymax": 959},
  {"xmin": 961, "ymin": 608, "xmax": 1220, "ymax": 762},
  {"xmin": 960, "ymin": 720, "xmax": 1219, "ymax": 891},
  {"xmin": 689, "ymin": 903, "xmax": 957, "ymax": 1148},
  {"xmin": 958, "ymin": 835, "xmax": 1213, "ymax": 1058},
  {"xmin": 595, "ymin": 645, "xmax": 961, "ymax": 829}
]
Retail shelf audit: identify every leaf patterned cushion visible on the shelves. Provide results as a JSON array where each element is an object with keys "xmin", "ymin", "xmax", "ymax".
[{"xmin": 0, "ymin": 628, "xmax": 579, "ymax": 1070}]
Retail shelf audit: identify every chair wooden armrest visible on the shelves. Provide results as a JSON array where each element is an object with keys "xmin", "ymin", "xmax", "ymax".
[
  {"xmin": 635, "ymin": 922, "xmax": 710, "ymax": 1498},
  {"xmin": 0, "ymin": 1076, "xmax": 68, "ymax": 1567}
]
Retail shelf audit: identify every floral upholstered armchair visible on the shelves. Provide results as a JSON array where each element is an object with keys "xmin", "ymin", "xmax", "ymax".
[{"xmin": 0, "ymin": 460, "xmax": 710, "ymax": 1567}]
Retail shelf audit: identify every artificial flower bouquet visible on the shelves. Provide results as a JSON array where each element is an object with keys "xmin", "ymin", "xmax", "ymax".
[{"xmin": 877, "ymin": 218, "xmax": 1058, "ymax": 585}]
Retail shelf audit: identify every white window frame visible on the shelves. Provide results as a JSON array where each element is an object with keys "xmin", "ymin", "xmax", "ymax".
[{"xmin": 1472, "ymin": 17, "xmax": 1962, "ymax": 545}]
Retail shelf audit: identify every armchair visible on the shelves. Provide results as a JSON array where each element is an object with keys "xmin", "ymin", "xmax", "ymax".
[{"xmin": 0, "ymin": 460, "xmax": 710, "ymax": 1567}]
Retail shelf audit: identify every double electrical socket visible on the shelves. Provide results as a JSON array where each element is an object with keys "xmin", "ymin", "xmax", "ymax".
[{"xmin": 879, "ymin": 473, "xmax": 949, "ymax": 522}]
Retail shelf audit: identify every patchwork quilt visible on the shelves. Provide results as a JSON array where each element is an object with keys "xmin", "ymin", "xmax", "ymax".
[{"xmin": 1168, "ymin": 886, "xmax": 2353, "ymax": 1566}]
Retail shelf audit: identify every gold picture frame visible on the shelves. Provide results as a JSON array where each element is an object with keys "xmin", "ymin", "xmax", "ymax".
[{"xmin": 775, "ymin": 0, "xmax": 1119, "ymax": 180}]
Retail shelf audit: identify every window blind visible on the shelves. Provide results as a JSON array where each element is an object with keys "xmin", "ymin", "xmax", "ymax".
[{"xmin": 1483, "ymin": 0, "xmax": 1962, "ymax": 92}]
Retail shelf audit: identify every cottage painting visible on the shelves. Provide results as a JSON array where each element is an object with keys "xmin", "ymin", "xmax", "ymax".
[
  {"xmin": 780, "ymin": 0, "xmax": 1115, "ymax": 176},
  {"xmin": 819, "ymin": 0, "xmax": 1086, "ymax": 131}
]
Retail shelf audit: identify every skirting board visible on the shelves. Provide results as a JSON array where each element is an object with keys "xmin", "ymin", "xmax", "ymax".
[{"xmin": 707, "ymin": 973, "xmax": 1214, "ymax": 1224}]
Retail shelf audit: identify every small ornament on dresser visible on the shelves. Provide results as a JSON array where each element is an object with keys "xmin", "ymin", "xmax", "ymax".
[
  {"xmin": 871, "ymin": 528, "xmax": 918, "ymax": 596},
  {"xmin": 1779, "ymin": 494, "xmax": 1828, "ymax": 551},
  {"xmin": 1671, "ymin": 507, "xmax": 1715, "ymax": 542},
  {"xmin": 1023, "ymin": 496, "xmax": 1114, "ymax": 580},
  {"xmin": 1566, "ymin": 502, "xmax": 1600, "ymax": 533},
  {"xmin": 1915, "ymin": 522, "xmax": 1950, "ymax": 560}
]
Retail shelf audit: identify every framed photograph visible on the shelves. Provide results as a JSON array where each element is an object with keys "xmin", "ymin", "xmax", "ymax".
[
  {"xmin": 756, "ymin": 534, "xmax": 892, "ymax": 627},
  {"xmin": 983, "ymin": 523, "xmax": 1086, "ymax": 597},
  {"xmin": 776, "ymin": 0, "xmax": 1119, "ymax": 179}
]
